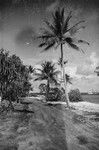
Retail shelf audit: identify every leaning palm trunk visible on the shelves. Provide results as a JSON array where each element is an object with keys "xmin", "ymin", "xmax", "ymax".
[{"xmin": 61, "ymin": 44, "xmax": 70, "ymax": 108}]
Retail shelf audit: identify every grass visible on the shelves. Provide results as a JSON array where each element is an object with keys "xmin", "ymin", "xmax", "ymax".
[
  {"xmin": 72, "ymin": 114, "xmax": 86, "ymax": 124},
  {"xmin": 0, "ymin": 98, "xmax": 99, "ymax": 150}
]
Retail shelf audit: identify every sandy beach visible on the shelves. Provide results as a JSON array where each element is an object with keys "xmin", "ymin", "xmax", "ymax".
[{"xmin": 47, "ymin": 101, "xmax": 99, "ymax": 113}]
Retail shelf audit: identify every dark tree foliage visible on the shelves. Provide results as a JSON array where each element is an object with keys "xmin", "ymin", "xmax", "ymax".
[
  {"xmin": 68, "ymin": 89, "xmax": 83, "ymax": 102},
  {"xmin": 39, "ymin": 83, "xmax": 47, "ymax": 94},
  {"xmin": 0, "ymin": 48, "xmax": 33, "ymax": 109},
  {"xmin": 47, "ymin": 87, "xmax": 65, "ymax": 102}
]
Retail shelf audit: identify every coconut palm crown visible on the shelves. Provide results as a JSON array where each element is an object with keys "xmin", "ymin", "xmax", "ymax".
[
  {"xmin": 38, "ymin": 7, "xmax": 89, "ymax": 51},
  {"xmin": 38, "ymin": 7, "xmax": 89, "ymax": 107}
]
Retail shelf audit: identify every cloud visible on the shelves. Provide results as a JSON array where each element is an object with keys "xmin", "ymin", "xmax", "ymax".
[
  {"xmin": 46, "ymin": 0, "xmax": 59, "ymax": 12},
  {"xmin": 76, "ymin": 52, "xmax": 99, "ymax": 76},
  {"xmin": 65, "ymin": 65, "xmax": 77, "ymax": 77},
  {"xmin": 72, "ymin": 75, "xmax": 99, "ymax": 92},
  {"xmin": 15, "ymin": 26, "xmax": 37, "ymax": 47},
  {"xmin": 63, "ymin": 53, "xmax": 99, "ymax": 92}
]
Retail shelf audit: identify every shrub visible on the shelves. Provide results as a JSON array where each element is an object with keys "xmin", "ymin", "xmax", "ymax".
[
  {"xmin": 39, "ymin": 83, "xmax": 47, "ymax": 94},
  {"xmin": 47, "ymin": 87, "xmax": 65, "ymax": 102},
  {"xmin": 68, "ymin": 89, "xmax": 83, "ymax": 102}
]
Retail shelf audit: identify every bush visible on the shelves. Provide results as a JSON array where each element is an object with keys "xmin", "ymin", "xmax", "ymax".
[
  {"xmin": 39, "ymin": 83, "xmax": 47, "ymax": 94},
  {"xmin": 68, "ymin": 89, "xmax": 83, "ymax": 102},
  {"xmin": 47, "ymin": 87, "xmax": 65, "ymax": 102}
]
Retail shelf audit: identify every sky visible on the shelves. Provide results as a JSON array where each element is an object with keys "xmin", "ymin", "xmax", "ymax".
[{"xmin": 0, "ymin": 0, "xmax": 99, "ymax": 92}]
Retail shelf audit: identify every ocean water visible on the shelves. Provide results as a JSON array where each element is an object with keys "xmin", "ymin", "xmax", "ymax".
[{"xmin": 82, "ymin": 95, "xmax": 99, "ymax": 104}]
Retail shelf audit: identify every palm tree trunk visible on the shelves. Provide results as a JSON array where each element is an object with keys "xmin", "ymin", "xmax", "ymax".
[
  {"xmin": 0, "ymin": 84, "xmax": 3, "ymax": 102},
  {"xmin": 9, "ymin": 98, "xmax": 14, "ymax": 111},
  {"xmin": 0, "ymin": 92, "xmax": 3, "ymax": 102},
  {"xmin": 61, "ymin": 44, "xmax": 70, "ymax": 108},
  {"xmin": 46, "ymin": 79, "xmax": 50, "ymax": 101}
]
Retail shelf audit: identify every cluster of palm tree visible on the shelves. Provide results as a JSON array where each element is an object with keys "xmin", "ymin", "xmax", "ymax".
[
  {"xmin": 34, "ymin": 7, "xmax": 89, "ymax": 107},
  {"xmin": 34, "ymin": 61, "xmax": 72, "ymax": 101}
]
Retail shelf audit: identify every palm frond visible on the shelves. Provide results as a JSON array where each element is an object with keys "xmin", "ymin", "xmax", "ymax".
[
  {"xmin": 63, "ymin": 11, "xmax": 72, "ymax": 34},
  {"xmin": 61, "ymin": 8, "xmax": 64, "ymax": 21},
  {"xmin": 64, "ymin": 37, "xmax": 74, "ymax": 44},
  {"xmin": 45, "ymin": 21, "xmax": 55, "ymax": 33},
  {"xmin": 38, "ymin": 34, "xmax": 54, "ymax": 40},
  {"xmin": 43, "ymin": 41, "xmax": 56, "ymax": 51},
  {"xmin": 50, "ymin": 77, "xmax": 58, "ymax": 85},
  {"xmin": 39, "ymin": 42, "xmax": 46, "ymax": 47},
  {"xmin": 52, "ymin": 8, "xmax": 63, "ymax": 37},
  {"xmin": 69, "ymin": 26, "xmax": 86, "ymax": 35},
  {"xmin": 64, "ymin": 60, "xmax": 68, "ymax": 64},
  {"xmin": 78, "ymin": 40, "xmax": 89, "ymax": 45},
  {"xmin": 53, "ymin": 70, "xmax": 61, "ymax": 75},
  {"xmin": 65, "ymin": 74, "xmax": 72, "ymax": 84},
  {"xmin": 68, "ymin": 42, "xmax": 80, "ymax": 51},
  {"xmin": 67, "ymin": 20, "xmax": 85, "ymax": 33},
  {"xmin": 64, "ymin": 37, "xmax": 81, "ymax": 51}
]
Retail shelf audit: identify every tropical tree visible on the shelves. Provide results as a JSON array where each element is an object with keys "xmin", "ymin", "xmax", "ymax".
[
  {"xmin": 38, "ymin": 7, "xmax": 89, "ymax": 107},
  {"xmin": 0, "ymin": 48, "xmax": 33, "ymax": 110},
  {"xmin": 34, "ymin": 61, "xmax": 60, "ymax": 100}
]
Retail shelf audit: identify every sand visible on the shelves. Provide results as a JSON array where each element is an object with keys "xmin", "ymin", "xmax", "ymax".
[{"xmin": 47, "ymin": 101, "xmax": 99, "ymax": 113}]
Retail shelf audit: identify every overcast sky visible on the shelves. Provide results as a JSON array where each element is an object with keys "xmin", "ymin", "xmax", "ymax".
[{"xmin": 0, "ymin": 0, "xmax": 99, "ymax": 92}]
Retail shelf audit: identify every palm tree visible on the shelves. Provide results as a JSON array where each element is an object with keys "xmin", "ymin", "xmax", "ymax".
[
  {"xmin": 60, "ymin": 74, "xmax": 72, "ymax": 88},
  {"xmin": 34, "ymin": 61, "xmax": 60, "ymax": 100},
  {"xmin": 58, "ymin": 57, "xmax": 71, "ymax": 86},
  {"xmin": 38, "ymin": 7, "xmax": 89, "ymax": 107}
]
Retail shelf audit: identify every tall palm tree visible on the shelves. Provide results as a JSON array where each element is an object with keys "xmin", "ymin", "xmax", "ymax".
[
  {"xmin": 34, "ymin": 61, "xmax": 60, "ymax": 100},
  {"xmin": 38, "ymin": 7, "xmax": 89, "ymax": 107}
]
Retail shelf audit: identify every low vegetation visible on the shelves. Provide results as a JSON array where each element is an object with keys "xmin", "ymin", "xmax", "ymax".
[
  {"xmin": 68, "ymin": 89, "xmax": 83, "ymax": 102},
  {"xmin": 47, "ymin": 87, "xmax": 65, "ymax": 102}
]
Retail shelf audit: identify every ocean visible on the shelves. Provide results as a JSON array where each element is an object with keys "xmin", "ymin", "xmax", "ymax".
[{"xmin": 82, "ymin": 94, "xmax": 99, "ymax": 104}]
